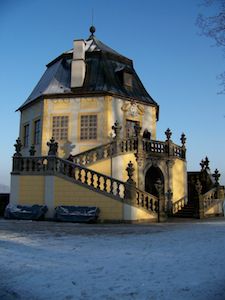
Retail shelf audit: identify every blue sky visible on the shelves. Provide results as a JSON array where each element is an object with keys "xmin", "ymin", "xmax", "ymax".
[{"xmin": 0, "ymin": 0, "xmax": 224, "ymax": 187}]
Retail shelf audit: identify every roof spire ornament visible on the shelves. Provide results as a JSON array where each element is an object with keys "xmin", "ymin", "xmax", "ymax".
[
  {"xmin": 89, "ymin": 25, "xmax": 96, "ymax": 36},
  {"xmin": 89, "ymin": 8, "xmax": 96, "ymax": 36}
]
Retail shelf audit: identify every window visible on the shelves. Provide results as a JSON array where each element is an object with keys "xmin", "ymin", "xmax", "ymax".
[
  {"xmin": 52, "ymin": 116, "xmax": 69, "ymax": 141},
  {"xmin": 23, "ymin": 124, "xmax": 29, "ymax": 147},
  {"xmin": 80, "ymin": 115, "xmax": 97, "ymax": 140},
  {"xmin": 34, "ymin": 119, "xmax": 41, "ymax": 145},
  {"xmin": 126, "ymin": 120, "xmax": 139, "ymax": 138},
  {"xmin": 124, "ymin": 72, "xmax": 132, "ymax": 88}
]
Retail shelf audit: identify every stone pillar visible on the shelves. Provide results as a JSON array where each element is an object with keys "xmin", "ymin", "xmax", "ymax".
[
  {"xmin": 155, "ymin": 178, "xmax": 166, "ymax": 222},
  {"xmin": 166, "ymin": 188, "xmax": 173, "ymax": 216},
  {"xmin": 47, "ymin": 137, "xmax": 58, "ymax": 172},
  {"xmin": 44, "ymin": 176, "xmax": 55, "ymax": 219},
  {"xmin": 124, "ymin": 161, "xmax": 136, "ymax": 205},
  {"xmin": 195, "ymin": 178, "xmax": 204, "ymax": 219},
  {"xmin": 166, "ymin": 159, "xmax": 174, "ymax": 211}
]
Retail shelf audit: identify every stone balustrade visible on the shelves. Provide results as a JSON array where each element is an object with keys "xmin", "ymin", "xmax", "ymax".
[
  {"xmin": 136, "ymin": 188, "xmax": 158, "ymax": 213},
  {"xmin": 172, "ymin": 197, "xmax": 186, "ymax": 214},
  {"xmin": 72, "ymin": 137, "xmax": 185, "ymax": 167},
  {"xmin": 201, "ymin": 187, "xmax": 221, "ymax": 210},
  {"xmin": 12, "ymin": 156, "xmax": 159, "ymax": 214}
]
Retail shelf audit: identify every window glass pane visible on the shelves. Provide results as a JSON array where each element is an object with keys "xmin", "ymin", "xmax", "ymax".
[
  {"xmin": 34, "ymin": 119, "xmax": 40, "ymax": 145},
  {"xmin": 23, "ymin": 124, "xmax": 29, "ymax": 147},
  {"xmin": 52, "ymin": 116, "xmax": 69, "ymax": 141},
  {"xmin": 80, "ymin": 115, "xmax": 97, "ymax": 140}
]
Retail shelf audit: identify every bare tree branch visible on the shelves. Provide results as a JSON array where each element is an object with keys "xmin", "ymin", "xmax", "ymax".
[{"xmin": 196, "ymin": 0, "xmax": 225, "ymax": 93}]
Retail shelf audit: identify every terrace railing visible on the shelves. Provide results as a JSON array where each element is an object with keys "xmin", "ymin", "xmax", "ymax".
[{"xmin": 72, "ymin": 137, "xmax": 185, "ymax": 167}]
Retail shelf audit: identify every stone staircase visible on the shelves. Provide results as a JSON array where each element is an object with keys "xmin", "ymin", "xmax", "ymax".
[
  {"xmin": 173, "ymin": 203, "xmax": 196, "ymax": 218},
  {"xmin": 12, "ymin": 155, "xmax": 159, "ymax": 217}
]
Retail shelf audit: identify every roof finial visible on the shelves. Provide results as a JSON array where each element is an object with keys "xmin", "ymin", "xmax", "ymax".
[
  {"xmin": 89, "ymin": 8, "xmax": 96, "ymax": 36},
  {"xmin": 90, "ymin": 25, "xmax": 96, "ymax": 36}
]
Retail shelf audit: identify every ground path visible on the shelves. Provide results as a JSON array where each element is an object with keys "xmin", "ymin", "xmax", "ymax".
[{"xmin": 0, "ymin": 218, "xmax": 225, "ymax": 300}]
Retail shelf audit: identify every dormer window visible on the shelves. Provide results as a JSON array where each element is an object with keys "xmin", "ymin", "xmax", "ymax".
[
  {"xmin": 123, "ymin": 72, "xmax": 132, "ymax": 88},
  {"xmin": 115, "ymin": 66, "xmax": 133, "ymax": 89}
]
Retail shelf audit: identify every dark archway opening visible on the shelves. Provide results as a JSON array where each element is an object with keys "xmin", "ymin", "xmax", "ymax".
[{"xmin": 145, "ymin": 166, "xmax": 164, "ymax": 197}]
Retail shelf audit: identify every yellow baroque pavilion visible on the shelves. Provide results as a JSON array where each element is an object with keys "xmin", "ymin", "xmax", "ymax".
[{"xmin": 10, "ymin": 27, "xmax": 224, "ymax": 222}]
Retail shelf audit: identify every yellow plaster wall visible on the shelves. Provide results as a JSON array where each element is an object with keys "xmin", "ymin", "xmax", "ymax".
[
  {"xmin": 88, "ymin": 160, "xmax": 111, "ymax": 177},
  {"xmin": 87, "ymin": 152, "xmax": 137, "ymax": 183},
  {"xmin": 80, "ymin": 98, "xmax": 97, "ymax": 109},
  {"xmin": 151, "ymin": 107, "xmax": 156, "ymax": 139},
  {"xmin": 42, "ymin": 97, "xmax": 109, "ymax": 157},
  {"xmin": 19, "ymin": 176, "xmax": 44, "ymax": 205},
  {"xmin": 42, "ymin": 99, "xmax": 73, "ymax": 157},
  {"xmin": 172, "ymin": 159, "xmax": 186, "ymax": 201},
  {"xmin": 54, "ymin": 177, "xmax": 123, "ymax": 220},
  {"xmin": 205, "ymin": 201, "xmax": 223, "ymax": 215},
  {"xmin": 135, "ymin": 207, "xmax": 156, "ymax": 220}
]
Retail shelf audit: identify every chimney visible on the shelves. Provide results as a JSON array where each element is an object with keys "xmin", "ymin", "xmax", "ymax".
[{"xmin": 71, "ymin": 39, "xmax": 86, "ymax": 88}]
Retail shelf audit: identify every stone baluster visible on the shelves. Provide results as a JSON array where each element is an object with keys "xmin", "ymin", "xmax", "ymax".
[
  {"xmin": 104, "ymin": 177, "xmax": 107, "ymax": 192},
  {"xmin": 90, "ymin": 172, "xmax": 94, "ymax": 187}
]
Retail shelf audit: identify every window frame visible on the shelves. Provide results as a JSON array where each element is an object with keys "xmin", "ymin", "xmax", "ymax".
[
  {"xmin": 80, "ymin": 114, "xmax": 98, "ymax": 141},
  {"xmin": 52, "ymin": 115, "xmax": 69, "ymax": 141},
  {"xmin": 34, "ymin": 119, "xmax": 41, "ymax": 145},
  {"xmin": 23, "ymin": 123, "xmax": 29, "ymax": 148}
]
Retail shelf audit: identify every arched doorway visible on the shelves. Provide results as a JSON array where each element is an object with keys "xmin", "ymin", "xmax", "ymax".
[{"xmin": 145, "ymin": 166, "xmax": 164, "ymax": 197}]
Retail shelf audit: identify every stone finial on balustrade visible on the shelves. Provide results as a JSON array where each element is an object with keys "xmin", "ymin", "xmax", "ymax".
[
  {"xmin": 165, "ymin": 128, "xmax": 172, "ymax": 141},
  {"xmin": 200, "ymin": 156, "xmax": 210, "ymax": 171},
  {"xmin": 126, "ymin": 161, "xmax": 135, "ymax": 183},
  {"xmin": 29, "ymin": 144, "xmax": 36, "ymax": 156},
  {"xmin": 47, "ymin": 137, "xmax": 58, "ymax": 156},
  {"xmin": 13, "ymin": 137, "xmax": 22, "ymax": 157},
  {"xmin": 212, "ymin": 169, "xmax": 220, "ymax": 186},
  {"xmin": 200, "ymin": 159, "xmax": 205, "ymax": 171},
  {"xmin": 180, "ymin": 133, "xmax": 186, "ymax": 148},
  {"xmin": 204, "ymin": 156, "xmax": 210, "ymax": 170},
  {"xmin": 112, "ymin": 120, "xmax": 122, "ymax": 139}
]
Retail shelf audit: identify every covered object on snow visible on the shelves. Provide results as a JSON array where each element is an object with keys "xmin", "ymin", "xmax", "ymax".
[
  {"xmin": 4, "ymin": 204, "xmax": 48, "ymax": 220},
  {"xmin": 55, "ymin": 206, "xmax": 100, "ymax": 223}
]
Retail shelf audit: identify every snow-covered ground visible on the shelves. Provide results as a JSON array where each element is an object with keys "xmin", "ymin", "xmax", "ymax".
[{"xmin": 0, "ymin": 219, "xmax": 225, "ymax": 300}]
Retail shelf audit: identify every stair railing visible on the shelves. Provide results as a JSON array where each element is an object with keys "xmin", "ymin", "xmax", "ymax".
[
  {"xmin": 172, "ymin": 197, "xmax": 186, "ymax": 214},
  {"xmin": 12, "ymin": 155, "xmax": 159, "ymax": 214},
  {"xmin": 201, "ymin": 186, "xmax": 224, "ymax": 211},
  {"xmin": 136, "ymin": 188, "xmax": 158, "ymax": 213},
  {"xmin": 72, "ymin": 137, "xmax": 185, "ymax": 167}
]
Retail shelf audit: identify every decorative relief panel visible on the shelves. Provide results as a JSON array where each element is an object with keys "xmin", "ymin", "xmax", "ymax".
[
  {"xmin": 121, "ymin": 101, "xmax": 144, "ymax": 117},
  {"xmin": 80, "ymin": 98, "xmax": 98, "ymax": 109}
]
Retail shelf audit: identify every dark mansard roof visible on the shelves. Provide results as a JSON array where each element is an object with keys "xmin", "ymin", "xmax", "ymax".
[{"xmin": 18, "ymin": 30, "xmax": 158, "ymax": 113}]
